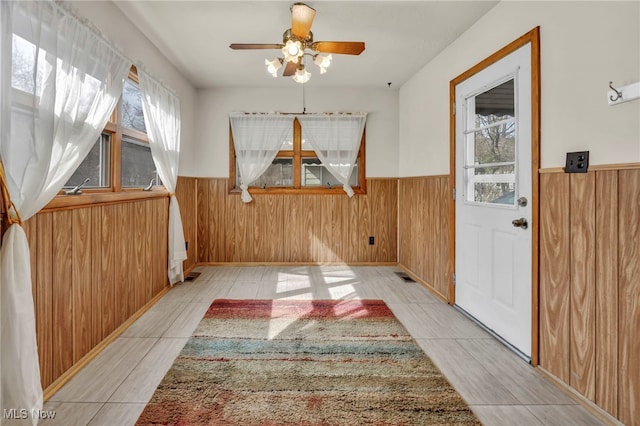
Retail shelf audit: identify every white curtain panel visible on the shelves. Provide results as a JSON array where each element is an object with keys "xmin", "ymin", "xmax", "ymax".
[
  {"xmin": 138, "ymin": 68, "xmax": 187, "ymax": 285},
  {"xmin": 0, "ymin": 1, "xmax": 131, "ymax": 421},
  {"xmin": 296, "ymin": 113, "xmax": 367, "ymax": 197},
  {"xmin": 229, "ymin": 112, "xmax": 294, "ymax": 203}
]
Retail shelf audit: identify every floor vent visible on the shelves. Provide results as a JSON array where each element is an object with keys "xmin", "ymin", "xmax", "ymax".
[
  {"xmin": 394, "ymin": 272, "xmax": 416, "ymax": 283},
  {"xmin": 184, "ymin": 272, "xmax": 201, "ymax": 282}
]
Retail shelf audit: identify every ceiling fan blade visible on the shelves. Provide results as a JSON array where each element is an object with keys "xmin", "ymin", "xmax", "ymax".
[
  {"xmin": 282, "ymin": 61, "xmax": 297, "ymax": 77},
  {"xmin": 312, "ymin": 41, "xmax": 365, "ymax": 55},
  {"xmin": 229, "ymin": 43, "xmax": 284, "ymax": 50},
  {"xmin": 291, "ymin": 3, "xmax": 316, "ymax": 39}
]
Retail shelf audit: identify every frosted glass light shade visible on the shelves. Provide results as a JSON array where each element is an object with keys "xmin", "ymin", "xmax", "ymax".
[
  {"xmin": 265, "ymin": 58, "xmax": 282, "ymax": 77},
  {"xmin": 293, "ymin": 67, "xmax": 311, "ymax": 84},
  {"xmin": 282, "ymin": 40, "xmax": 303, "ymax": 63}
]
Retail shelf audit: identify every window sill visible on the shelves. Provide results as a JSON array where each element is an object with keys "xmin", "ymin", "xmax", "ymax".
[
  {"xmin": 228, "ymin": 186, "xmax": 366, "ymax": 196},
  {"xmin": 42, "ymin": 189, "xmax": 170, "ymax": 212}
]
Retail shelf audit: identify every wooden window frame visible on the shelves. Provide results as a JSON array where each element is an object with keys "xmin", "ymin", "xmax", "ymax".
[
  {"xmin": 43, "ymin": 66, "xmax": 168, "ymax": 212},
  {"xmin": 228, "ymin": 117, "xmax": 366, "ymax": 195}
]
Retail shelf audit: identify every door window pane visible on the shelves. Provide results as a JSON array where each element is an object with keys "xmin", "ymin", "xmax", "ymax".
[
  {"xmin": 465, "ymin": 78, "xmax": 517, "ymax": 206},
  {"xmin": 64, "ymin": 133, "xmax": 111, "ymax": 188},
  {"xmin": 121, "ymin": 137, "xmax": 157, "ymax": 187},
  {"xmin": 474, "ymin": 125, "xmax": 515, "ymax": 164},
  {"xmin": 474, "ymin": 79, "xmax": 514, "ymax": 125},
  {"xmin": 474, "ymin": 164, "xmax": 514, "ymax": 176},
  {"xmin": 474, "ymin": 183, "xmax": 515, "ymax": 204}
]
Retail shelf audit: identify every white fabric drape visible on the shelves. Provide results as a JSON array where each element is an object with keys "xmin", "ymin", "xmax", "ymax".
[
  {"xmin": 296, "ymin": 113, "xmax": 367, "ymax": 197},
  {"xmin": 0, "ymin": 1, "xmax": 131, "ymax": 422},
  {"xmin": 229, "ymin": 112, "xmax": 294, "ymax": 203},
  {"xmin": 138, "ymin": 68, "xmax": 186, "ymax": 285}
]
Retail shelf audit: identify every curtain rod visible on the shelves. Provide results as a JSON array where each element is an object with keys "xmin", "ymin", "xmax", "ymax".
[
  {"xmin": 135, "ymin": 63, "xmax": 178, "ymax": 96},
  {"xmin": 55, "ymin": 1, "xmax": 178, "ymax": 97},
  {"xmin": 54, "ymin": 0, "xmax": 130, "ymax": 66}
]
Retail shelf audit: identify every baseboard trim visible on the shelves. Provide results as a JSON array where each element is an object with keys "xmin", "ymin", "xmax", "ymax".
[
  {"xmin": 396, "ymin": 263, "xmax": 449, "ymax": 304},
  {"xmin": 195, "ymin": 261, "xmax": 399, "ymax": 267},
  {"xmin": 536, "ymin": 367, "xmax": 624, "ymax": 426}
]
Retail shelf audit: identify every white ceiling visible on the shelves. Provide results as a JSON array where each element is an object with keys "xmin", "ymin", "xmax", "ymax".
[{"xmin": 114, "ymin": 1, "xmax": 498, "ymax": 89}]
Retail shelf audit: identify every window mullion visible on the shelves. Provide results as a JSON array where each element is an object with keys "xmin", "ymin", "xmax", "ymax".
[
  {"xmin": 113, "ymin": 130, "xmax": 123, "ymax": 192},
  {"xmin": 293, "ymin": 118, "xmax": 302, "ymax": 188},
  {"xmin": 112, "ymin": 99, "xmax": 123, "ymax": 192}
]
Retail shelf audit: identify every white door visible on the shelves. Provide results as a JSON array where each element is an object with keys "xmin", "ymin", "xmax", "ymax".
[{"xmin": 455, "ymin": 44, "xmax": 532, "ymax": 358}]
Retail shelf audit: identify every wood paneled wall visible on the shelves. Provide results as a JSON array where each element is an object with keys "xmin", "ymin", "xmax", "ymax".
[
  {"xmin": 176, "ymin": 177, "xmax": 197, "ymax": 271},
  {"xmin": 397, "ymin": 176, "xmax": 450, "ymax": 299},
  {"xmin": 191, "ymin": 178, "xmax": 397, "ymax": 264},
  {"xmin": 0, "ymin": 192, "xmax": 5, "ymax": 236},
  {"xmin": 539, "ymin": 168, "xmax": 640, "ymax": 425},
  {"xmin": 22, "ymin": 197, "xmax": 169, "ymax": 390}
]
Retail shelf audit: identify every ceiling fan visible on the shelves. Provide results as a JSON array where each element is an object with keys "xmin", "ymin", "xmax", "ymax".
[{"xmin": 229, "ymin": 2, "xmax": 365, "ymax": 83}]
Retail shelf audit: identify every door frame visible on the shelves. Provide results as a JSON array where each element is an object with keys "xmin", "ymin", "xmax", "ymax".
[{"xmin": 449, "ymin": 27, "xmax": 541, "ymax": 365}]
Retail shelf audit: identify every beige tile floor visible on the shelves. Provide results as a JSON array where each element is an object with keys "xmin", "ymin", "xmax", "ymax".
[{"xmin": 42, "ymin": 266, "xmax": 611, "ymax": 425}]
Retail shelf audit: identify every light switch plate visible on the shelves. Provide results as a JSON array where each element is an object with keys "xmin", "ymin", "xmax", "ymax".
[{"xmin": 565, "ymin": 151, "xmax": 589, "ymax": 173}]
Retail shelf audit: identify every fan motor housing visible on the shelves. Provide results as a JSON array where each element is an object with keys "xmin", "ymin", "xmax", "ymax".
[{"xmin": 283, "ymin": 29, "xmax": 313, "ymax": 47}]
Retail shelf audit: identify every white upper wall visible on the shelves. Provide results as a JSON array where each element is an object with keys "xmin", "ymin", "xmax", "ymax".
[
  {"xmin": 191, "ymin": 87, "xmax": 399, "ymax": 178},
  {"xmin": 73, "ymin": 1, "xmax": 639, "ymax": 179},
  {"xmin": 399, "ymin": 1, "xmax": 640, "ymax": 176},
  {"xmin": 70, "ymin": 1, "xmax": 197, "ymax": 174}
]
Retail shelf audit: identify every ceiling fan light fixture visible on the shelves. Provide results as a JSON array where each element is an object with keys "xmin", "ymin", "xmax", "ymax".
[
  {"xmin": 265, "ymin": 58, "xmax": 283, "ymax": 77},
  {"xmin": 314, "ymin": 53, "xmax": 332, "ymax": 74},
  {"xmin": 292, "ymin": 66, "xmax": 311, "ymax": 84},
  {"xmin": 314, "ymin": 53, "xmax": 332, "ymax": 69},
  {"xmin": 282, "ymin": 39, "xmax": 303, "ymax": 63},
  {"xmin": 230, "ymin": 4, "xmax": 365, "ymax": 84}
]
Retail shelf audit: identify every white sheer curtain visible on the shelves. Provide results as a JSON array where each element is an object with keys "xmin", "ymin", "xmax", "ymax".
[
  {"xmin": 0, "ymin": 1, "xmax": 131, "ymax": 422},
  {"xmin": 229, "ymin": 112, "xmax": 294, "ymax": 203},
  {"xmin": 296, "ymin": 113, "xmax": 367, "ymax": 197},
  {"xmin": 138, "ymin": 68, "xmax": 186, "ymax": 285}
]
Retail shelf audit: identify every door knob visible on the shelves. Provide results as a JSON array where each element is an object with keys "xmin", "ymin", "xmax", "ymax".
[{"xmin": 512, "ymin": 218, "xmax": 528, "ymax": 229}]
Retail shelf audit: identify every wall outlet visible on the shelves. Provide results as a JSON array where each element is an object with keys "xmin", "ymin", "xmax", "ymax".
[
  {"xmin": 565, "ymin": 151, "xmax": 589, "ymax": 173},
  {"xmin": 369, "ymin": 236, "xmax": 375, "ymax": 245}
]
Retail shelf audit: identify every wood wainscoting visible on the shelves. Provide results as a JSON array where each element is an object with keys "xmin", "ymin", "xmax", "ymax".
[
  {"xmin": 22, "ymin": 196, "xmax": 170, "ymax": 391},
  {"xmin": 539, "ymin": 167, "xmax": 640, "ymax": 425},
  {"xmin": 176, "ymin": 177, "xmax": 198, "ymax": 271},
  {"xmin": 181, "ymin": 177, "xmax": 398, "ymax": 264},
  {"xmin": 397, "ymin": 175, "xmax": 450, "ymax": 300}
]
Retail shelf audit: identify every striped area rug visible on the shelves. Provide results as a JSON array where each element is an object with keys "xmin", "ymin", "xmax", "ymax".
[{"xmin": 136, "ymin": 299, "xmax": 480, "ymax": 425}]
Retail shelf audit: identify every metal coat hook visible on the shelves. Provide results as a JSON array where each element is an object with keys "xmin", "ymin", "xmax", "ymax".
[{"xmin": 609, "ymin": 81, "xmax": 623, "ymax": 102}]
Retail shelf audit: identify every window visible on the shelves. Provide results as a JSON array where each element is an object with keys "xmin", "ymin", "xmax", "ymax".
[
  {"xmin": 10, "ymin": 35, "xmax": 155, "ymax": 194},
  {"xmin": 65, "ymin": 133, "xmax": 111, "ymax": 188},
  {"xmin": 464, "ymin": 79, "xmax": 516, "ymax": 206},
  {"xmin": 121, "ymin": 79, "xmax": 147, "ymax": 133},
  {"xmin": 121, "ymin": 137, "xmax": 157, "ymax": 188},
  {"xmin": 62, "ymin": 67, "xmax": 160, "ymax": 192},
  {"xmin": 229, "ymin": 118, "xmax": 365, "ymax": 194}
]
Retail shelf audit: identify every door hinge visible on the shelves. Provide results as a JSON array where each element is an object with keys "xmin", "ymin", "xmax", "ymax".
[
  {"xmin": 453, "ymin": 274, "xmax": 456, "ymax": 285},
  {"xmin": 452, "ymin": 102, "xmax": 456, "ymax": 115},
  {"xmin": 452, "ymin": 187, "xmax": 456, "ymax": 200}
]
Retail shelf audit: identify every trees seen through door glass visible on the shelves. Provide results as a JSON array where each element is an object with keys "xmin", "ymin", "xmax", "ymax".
[{"xmin": 465, "ymin": 79, "xmax": 516, "ymax": 205}]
